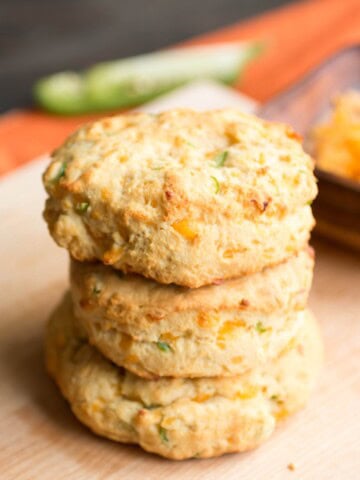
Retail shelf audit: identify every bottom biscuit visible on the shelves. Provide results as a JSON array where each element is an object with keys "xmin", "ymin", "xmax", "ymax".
[{"xmin": 45, "ymin": 295, "xmax": 323, "ymax": 460}]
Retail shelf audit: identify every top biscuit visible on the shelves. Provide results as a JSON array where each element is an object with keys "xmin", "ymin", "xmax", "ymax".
[{"xmin": 43, "ymin": 109, "xmax": 317, "ymax": 287}]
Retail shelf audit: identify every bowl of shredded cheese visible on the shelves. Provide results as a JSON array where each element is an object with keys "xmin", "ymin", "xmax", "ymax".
[
  {"xmin": 312, "ymin": 90, "xmax": 360, "ymax": 183},
  {"xmin": 259, "ymin": 46, "xmax": 360, "ymax": 250}
]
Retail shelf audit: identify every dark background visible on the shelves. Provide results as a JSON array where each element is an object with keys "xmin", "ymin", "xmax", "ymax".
[{"xmin": 0, "ymin": 0, "xmax": 291, "ymax": 111}]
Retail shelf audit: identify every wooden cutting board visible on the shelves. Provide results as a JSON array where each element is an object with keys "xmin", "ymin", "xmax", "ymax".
[{"xmin": 0, "ymin": 84, "xmax": 359, "ymax": 479}]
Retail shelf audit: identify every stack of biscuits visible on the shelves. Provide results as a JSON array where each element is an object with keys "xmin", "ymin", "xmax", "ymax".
[{"xmin": 43, "ymin": 109, "xmax": 322, "ymax": 460}]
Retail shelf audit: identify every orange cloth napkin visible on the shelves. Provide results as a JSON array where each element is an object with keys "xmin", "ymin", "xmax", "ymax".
[{"xmin": 0, "ymin": 0, "xmax": 359, "ymax": 176}]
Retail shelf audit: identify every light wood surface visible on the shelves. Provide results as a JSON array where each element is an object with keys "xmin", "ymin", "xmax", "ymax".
[{"xmin": 1, "ymin": 85, "xmax": 359, "ymax": 479}]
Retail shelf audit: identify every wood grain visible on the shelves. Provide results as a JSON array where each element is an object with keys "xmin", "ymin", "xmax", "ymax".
[
  {"xmin": 0, "ymin": 162, "xmax": 359, "ymax": 479},
  {"xmin": 0, "ymin": 85, "xmax": 359, "ymax": 479}
]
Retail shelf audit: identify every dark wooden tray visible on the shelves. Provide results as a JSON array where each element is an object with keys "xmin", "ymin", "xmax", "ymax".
[{"xmin": 259, "ymin": 46, "xmax": 360, "ymax": 250}]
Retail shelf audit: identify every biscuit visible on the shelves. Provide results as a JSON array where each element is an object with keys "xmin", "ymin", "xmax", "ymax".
[
  {"xmin": 45, "ymin": 294, "xmax": 323, "ymax": 460},
  {"xmin": 71, "ymin": 250, "xmax": 313, "ymax": 378},
  {"xmin": 43, "ymin": 109, "xmax": 317, "ymax": 287}
]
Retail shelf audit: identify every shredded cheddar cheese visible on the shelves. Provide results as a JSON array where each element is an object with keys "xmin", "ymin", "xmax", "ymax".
[
  {"xmin": 234, "ymin": 385, "xmax": 259, "ymax": 400},
  {"xmin": 313, "ymin": 90, "xmax": 360, "ymax": 181},
  {"xmin": 217, "ymin": 319, "xmax": 246, "ymax": 349},
  {"xmin": 172, "ymin": 219, "xmax": 198, "ymax": 240},
  {"xmin": 192, "ymin": 393, "xmax": 211, "ymax": 403},
  {"xmin": 103, "ymin": 245, "xmax": 123, "ymax": 264}
]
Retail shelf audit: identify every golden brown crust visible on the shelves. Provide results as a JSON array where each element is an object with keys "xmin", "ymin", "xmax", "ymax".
[
  {"xmin": 43, "ymin": 109, "xmax": 317, "ymax": 287},
  {"xmin": 71, "ymin": 249, "xmax": 313, "ymax": 325},
  {"xmin": 70, "ymin": 250, "xmax": 314, "ymax": 378},
  {"xmin": 45, "ymin": 294, "xmax": 323, "ymax": 460}
]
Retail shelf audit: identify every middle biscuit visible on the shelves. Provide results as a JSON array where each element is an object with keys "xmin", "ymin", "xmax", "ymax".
[{"xmin": 71, "ymin": 249, "xmax": 313, "ymax": 379}]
